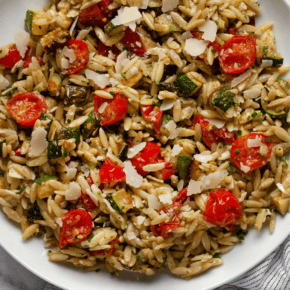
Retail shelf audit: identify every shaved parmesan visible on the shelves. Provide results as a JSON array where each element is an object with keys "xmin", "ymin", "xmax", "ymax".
[
  {"xmin": 147, "ymin": 194, "xmax": 161, "ymax": 210},
  {"xmin": 137, "ymin": 215, "xmax": 146, "ymax": 225},
  {"xmin": 63, "ymin": 46, "xmax": 76, "ymax": 63},
  {"xmin": 65, "ymin": 182, "xmax": 81, "ymax": 201},
  {"xmin": 98, "ymin": 102, "xmax": 108, "ymax": 114},
  {"xmin": 182, "ymin": 31, "xmax": 193, "ymax": 39},
  {"xmin": 115, "ymin": 51, "xmax": 127, "ymax": 74},
  {"xmin": 124, "ymin": 161, "xmax": 143, "ymax": 188},
  {"xmin": 277, "ymin": 183, "xmax": 285, "ymax": 193},
  {"xmin": 159, "ymin": 191, "xmax": 174, "ymax": 205},
  {"xmin": 202, "ymin": 170, "xmax": 228, "ymax": 191},
  {"xmin": 14, "ymin": 28, "xmax": 30, "ymax": 58},
  {"xmin": 111, "ymin": 7, "xmax": 142, "ymax": 32},
  {"xmin": 187, "ymin": 180, "xmax": 202, "ymax": 196},
  {"xmin": 227, "ymin": 123, "xmax": 238, "ymax": 132},
  {"xmin": 247, "ymin": 136, "xmax": 263, "ymax": 148},
  {"xmin": 8, "ymin": 167, "xmax": 24, "ymax": 179},
  {"xmin": 127, "ymin": 231, "xmax": 137, "ymax": 240},
  {"xmin": 30, "ymin": 127, "xmax": 48, "ymax": 157},
  {"xmin": 171, "ymin": 144, "xmax": 183, "ymax": 157},
  {"xmin": 240, "ymin": 162, "xmax": 251, "ymax": 173},
  {"xmin": 108, "ymin": 50, "xmax": 116, "ymax": 60},
  {"xmin": 65, "ymin": 161, "xmax": 78, "ymax": 180},
  {"xmin": 204, "ymin": 118, "xmax": 226, "ymax": 129},
  {"xmin": 184, "ymin": 38, "xmax": 207, "ymax": 57},
  {"xmin": 231, "ymin": 70, "xmax": 251, "ymax": 88},
  {"xmin": 243, "ymin": 88, "xmax": 261, "ymax": 99},
  {"xmin": 165, "ymin": 120, "xmax": 181, "ymax": 139},
  {"xmin": 127, "ymin": 142, "xmax": 146, "ymax": 158},
  {"xmin": 61, "ymin": 58, "xmax": 70, "ymax": 69},
  {"xmin": 160, "ymin": 98, "xmax": 175, "ymax": 111},
  {"xmin": 162, "ymin": 0, "xmax": 179, "ymax": 12},
  {"xmin": 177, "ymin": 179, "xmax": 184, "ymax": 191},
  {"xmin": 129, "ymin": 67, "xmax": 139, "ymax": 76},
  {"xmin": 194, "ymin": 151, "xmax": 213, "ymax": 163},
  {"xmin": 81, "ymin": 164, "xmax": 90, "ymax": 178},
  {"xmin": 140, "ymin": 0, "xmax": 149, "ymax": 9},
  {"xmin": 0, "ymin": 74, "xmax": 9, "ymax": 90},
  {"xmin": 76, "ymin": 27, "xmax": 92, "ymax": 40},
  {"xmin": 262, "ymin": 59, "xmax": 273, "ymax": 67},
  {"xmin": 199, "ymin": 20, "xmax": 217, "ymax": 42},
  {"xmin": 55, "ymin": 218, "xmax": 63, "ymax": 227},
  {"xmin": 85, "ymin": 69, "xmax": 110, "ymax": 89}
]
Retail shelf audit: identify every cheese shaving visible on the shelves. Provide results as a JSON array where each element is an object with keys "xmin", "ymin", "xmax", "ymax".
[
  {"xmin": 187, "ymin": 180, "xmax": 202, "ymax": 196},
  {"xmin": 69, "ymin": 16, "xmax": 79, "ymax": 36},
  {"xmin": 162, "ymin": 0, "xmax": 179, "ymax": 12},
  {"xmin": 86, "ymin": 188, "xmax": 99, "ymax": 207},
  {"xmin": 158, "ymin": 192, "xmax": 174, "ymax": 205},
  {"xmin": 127, "ymin": 142, "xmax": 146, "ymax": 159},
  {"xmin": 277, "ymin": 183, "xmax": 285, "ymax": 193},
  {"xmin": 147, "ymin": 194, "xmax": 161, "ymax": 210},
  {"xmin": 76, "ymin": 27, "xmax": 92, "ymax": 40},
  {"xmin": 177, "ymin": 179, "xmax": 184, "ymax": 192},
  {"xmin": 165, "ymin": 120, "xmax": 181, "ymax": 139},
  {"xmin": 171, "ymin": 144, "xmax": 183, "ymax": 157},
  {"xmin": 136, "ymin": 215, "xmax": 146, "ymax": 225},
  {"xmin": 240, "ymin": 162, "xmax": 251, "ymax": 173},
  {"xmin": 14, "ymin": 28, "xmax": 30, "ymax": 58},
  {"xmin": 202, "ymin": 170, "xmax": 228, "ymax": 191},
  {"xmin": 30, "ymin": 127, "xmax": 48, "ymax": 157},
  {"xmin": 182, "ymin": 31, "xmax": 193, "ymax": 39},
  {"xmin": 140, "ymin": 0, "xmax": 149, "ymax": 9},
  {"xmin": 63, "ymin": 46, "xmax": 76, "ymax": 63},
  {"xmin": 247, "ymin": 136, "xmax": 263, "ymax": 148},
  {"xmin": 124, "ymin": 161, "xmax": 143, "ymax": 188},
  {"xmin": 115, "ymin": 51, "xmax": 127, "ymax": 74},
  {"xmin": 55, "ymin": 218, "xmax": 63, "ymax": 227},
  {"xmin": 160, "ymin": 99, "xmax": 175, "ymax": 111},
  {"xmin": 184, "ymin": 38, "xmax": 207, "ymax": 57},
  {"xmin": 127, "ymin": 231, "xmax": 137, "ymax": 240},
  {"xmin": 98, "ymin": 102, "xmax": 108, "ymax": 114},
  {"xmin": 199, "ymin": 20, "xmax": 217, "ymax": 42},
  {"xmin": 111, "ymin": 7, "xmax": 142, "ymax": 32},
  {"xmin": 194, "ymin": 151, "xmax": 213, "ymax": 163},
  {"xmin": 0, "ymin": 74, "xmax": 9, "ymax": 90},
  {"xmin": 85, "ymin": 69, "xmax": 110, "ymax": 89},
  {"xmin": 204, "ymin": 118, "xmax": 226, "ymax": 129},
  {"xmin": 65, "ymin": 182, "xmax": 81, "ymax": 201}
]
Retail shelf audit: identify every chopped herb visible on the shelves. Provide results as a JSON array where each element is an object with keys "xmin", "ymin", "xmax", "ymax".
[
  {"xmin": 211, "ymin": 49, "xmax": 217, "ymax": 54},
  {"xmin": 67, "ymin": 119, "xmax": 71, "ymax": 124},
  {"xmin": 95, "ymin": 269, "xmax": 101, "ymax": 273},
  {"xmin": 251, "ymin": 112, "xmax": 257, "ymax": 118},
  {"xmin": 227, "ymin": 167, "xmax": 233, "ymax": 174},
  {"xmin": 235, "ymin": 149, "xmax": 240, "ymax": 154},
  {"xmin": 121, "ymin": 72, "xmax": 126, "ymax": 78},
  {"xmin": 237, "ymin": 130, "xmax": 242, "ymax": 135},
  {"xmin": 90, "ymin": 163, "xmax": 97, "ymax": 168},
  {"xmin": 37, "ymin": 87, "xmax": 41, "ymax": 93},
  {"xmin": 262, "ymin": 46, "xmax": 268, "ymax": 52},
  {"xmin": 214, "ymin": 21, "xmax": 219, "ymax": 25},
  {"xmin": 49, "ymin": 3, "xmax": 53, "ymax": 8},
  {"xmin": 237, "ymin": 229, "xmax": 248, "ymax": 243},
  {"xmin": 180, "ymin": 54, "xmax": 186, "ymax": 59},
  {"xmin": 16, "ymin": 184, "xmax": 27, "ymax": 194},
  {"xmin": 136, "ymin": 255, "xmax": 141, "ymax": 261},
  {"xmin": 110, "ymin": 271, "xmax": 116, "ymax": 276},
  {"xmin": 276, "ymin": 78, "xmax": 283, "ymax": 84},
  {"xmin": 213, "ymin": 253, "xmax": 221, "ymax": 258},
  {"xmin": 110, "ymin": 91, "xmax": 115, "ymax": 96},
  {"xmin": 269, "ymin": 206, "xmax": 275, "ymax": 212},
  {"xmin": 113, "ymin": 243, "xmax": 119, "ymax": 249},
  {"xmin": 236, "ymin": 157, "xmax": 241, "ymax": 161},
  {"xmin": 265, "ymin": 138, "xmax": 271, "ymax": 142}
]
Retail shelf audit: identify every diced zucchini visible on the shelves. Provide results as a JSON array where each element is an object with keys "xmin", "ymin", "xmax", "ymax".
[
  {"xmin": 48, "ymin": 73, "xmax": 62, "ymax": 97},
  {"xmin": 0, "ymin": 138, "xmax": 5, "ymax": 158},
  {"xmin": 35, "ymin": 175, "xmax": 57, "ymax": 185},
  {"xmin": 40, "ymin": 112, "xmax": 53, "ymax": 136},
  {"xmin": 4, "ymin": 87, "xmax": 17, "ymax": 97},
  {"xmin": 119, "ymin": 144, "xmax": 129, "ymax": 162},
  {"xmin": 47, "ymin": 140, "xmax": 62, "ymax": 159},
  {"xmin": 104, "ymin": 22, "xmax": 119, "ymax": 34},
  {"xmin": 175, "ymin": 73, "xmax": 202, "ymax": 98},
  {"xmin": 262, "ymin": 54, "xmax": 283, "ymax": 66},
  {"xmin": 271, "ymin": 196, "xmax": 290, "ymax": 215},
  {"xmin": 177, "ymin": 153, "xmax": 191, "ymax": 179},
  {"xmin": 59, "ymin": 127, "xmax": 81, "ymax": 145},
  {"xmin": 64, "ymin": 85, "xmax": 87, "ymax": 106},
  {"xmin": 154, "ymin": 14, "xmax": 181, "ymax": 33},
  {"xmin": 157, "ymin": 82, "xmax": 178, "ymax": 93},
  {"xmin": 148, "ymin": 0, "xmax": 162, "ymax": 8},
  {"xmin": 81, "ymin": 111, "xmax": 98, "ymax": 139},
  {"xmin": 211, "ymin": 88, "xmax": 236, "ymax": 112},
  {"xmin": 27, "ymin": 202, "xmax": 44, "ymax": 221},
  {"xmin": 265, "ymin": 110, "xmax": 287, "ymax": 119},
  {"xmin": 25, "ymin": 10, "xmax": 49, "ymax": 35},
  {"xmin": 107, "ymin": 189, "xmax": 133, "ymax": 214}
]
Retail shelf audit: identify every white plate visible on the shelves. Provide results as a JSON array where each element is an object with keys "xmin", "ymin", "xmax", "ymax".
[{"xmin": 0, "ymin": 1, "xmax": 290, "ymax": 290}]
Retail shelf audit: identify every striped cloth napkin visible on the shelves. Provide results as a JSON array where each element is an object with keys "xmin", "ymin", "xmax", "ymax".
[{"xmin": 43, "ymin": 235, "xmax": 290, "ymax": 290}]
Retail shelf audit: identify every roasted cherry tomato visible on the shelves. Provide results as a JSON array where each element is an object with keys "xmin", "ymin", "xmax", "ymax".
[
  {"xmin": 131, "ymin": 141, "xmax": 161, "ymax": 176},
  {"xmin": 0, "ymin": 43, "xmax": 29, "ymax": 69},
  {"xmin": 141, "ymin": 105, "xmax": 163, "ymax": 133},
  {"xmin": 23, "ymin": 56, "xmax": 44, "ymax": 68},
  {"xmin": 192, "ymin": 115, "xmax": 235, "ymax": 148},
  {"xmin": 59, "ymin": 209, "xmax": 93, "ymax": 248},
  {"xmin": 78, "ymin": 3, "xmax": 107, "ymax": 27},
  {"xmin": 6, "ymin": 93, "xmax": 47, "ymax": 127},
  {"xmin": 97, "ymin": 42, "xmax": 120, "ymax": 60},
  {"xmin": 174, "ymin": 187, "xmax": 189, "ymax": 204},
  {"xmin": 90, "ymin": 235, "xmax": 120, "ymax": 256},
  {"xmin": 218, "ymin": 35, "xmax": 256, "ymax": 74},
  {"xmin": 94, "ymin": 91, "xmax": 128, "ymax": 126},
  {"xmin": 227, "ymin": 26, "xmax": 237, "ymax": 35},
  {"xmin": 64, "ymin": 40, "xmax": 89, "ymax": 75},
  {"xmin": 14, "ymin": 147, "xmax": 22, "ymax": 157},
  {"xmin": 81, "ymin": 175, "xmax": 97, "ymax": 212},
  {"xmin": 203, "ymin": 189, "xmax": 243, "ymax": 229},
  {"xmin": 153, "ymin": 156, "xmax": 175, "ymax": 181},
  {"xmin": 122, "ymin": 27, "xmax": 146, "ymax": 57},
  {"xmin": 230, "ymin": 133, "xmax": 273, "ymax": 174},
  {"xmin": 99, "ymin": 158, "xmax": 126, "ymax": 183}
]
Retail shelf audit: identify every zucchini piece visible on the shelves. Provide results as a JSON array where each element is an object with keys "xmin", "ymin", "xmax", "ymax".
[
  {"xmin": 154, "ymin": 13, "xmax": 181, "ymax": 33},
  {"xmin": 64, "ymin": 85, "xmax": 87, "ymax": 106},
  {"xmin": 25, "ymin": 10, "xmax": 35, "ymax": 34},
  {"xmin": 27, "ymin": 202, "xmax": 44, "ymax": 221},
  {"xmin": 40, "ymin": 112, "xmax": 53, "ymax": 136},
  {"xmin": 59, "ymin": 127, "xmax": 81, "ymax": 145},
  {"xmin": 177, "ymin": 153, "xmax": 191, "ymax": 179},
  {"xmin": 119, "ymin": 144, "xmax": 129, "ymax": 162},
  {"xmin": 175, "ymin": 73, "xmax": 202, "ymax": 98},
  {"xmin": 211, "ymin": 88, "xmax": 236, "ymax": 112},
  {"xmin": 25, "ymin": 10, "xmax": 49, "ymax": 35},
  {"xmin": 0, "ymin": 138, "xmax": 5, "ymax": 158},
  {"xmin": 148, "ymin": 0, "xmax": 162, "ymax": 8},
  {"xmin": 262, "ymin": 54, "xmax": 283, "ymax": 67},
  {"xmin": 4, "ymin": 87, "xmax": 17, "ymax": 97},
  {"xmin": 47, "ymin": 140, "xmax": 62, "ymax": 159},
  {"xmin": 265, "ymin": 110, "xmax": 287, "ymax": 119},
  {"xmin": 107, "ymin": 189, "xmax": 133, "ymax": 214},
  {"xmin": 35, "ymin": 175, "xmax": 57, "ymax": 185},
  {"xmin": 48, "ymin": 73, "xmax": 62, "ymax": 97},
  {"xmin": 81, "ymin": 111, "xmax": 98, "ymax": 139}
]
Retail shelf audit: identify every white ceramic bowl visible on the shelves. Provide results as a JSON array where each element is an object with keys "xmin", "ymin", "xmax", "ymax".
[{"xmin": 0, "ymin": 1, "xmax": 289, "ymax": 289}]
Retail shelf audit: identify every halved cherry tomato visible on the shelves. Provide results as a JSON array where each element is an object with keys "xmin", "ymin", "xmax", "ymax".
[
  {"xmin": 59, "ymin": 209, "xmax": 93, "ymax": 248},
  {"xmin": 64, "ymin": 40, "xmax": 89, "ymax": 75},
  {"xmin": 141, "ymin": 105, "xmax": 163, "ymax": 133},
  {"xmin": 174, "ymin": 187, "xmax": 189, "ymax": 204},
  {"xmin": 99, "ymin": 158, "xmax": 126, "ymax": 183},
  {"xmin": 153, "ymin": 157, "xmax": 175, "ymax": 181},
  {"xmin": 122, "ymin": 27, "xmax": 146, "ymax": 57},
  {"xmin": 97, "ymin": 42, "xmax": 120, "ymax": 60},
  {"xmin": 0, "ymin": 43, "xmax": 30, "ymax": 69},
  {"xmin": 15, "ymin": 147, "xmax": 22, "ymax": 157},
  {"xmin": 90, "ymin": 235, "xmax": 120, "ymax": 256},
  {"xmin": 230, "ymin": 133, "xmax": 273, "ymax": 174},
  {"xmin": 131, "ymin": 142, "xmax": 161, "ymax": 176},
  {"xmin": 94, "ymin": 91, "xmax": 128, "ymax": 126},
  {"xmin": 6, "ymin": 93, "xmax": 47, "ymax": 127},
  {"xmin": 78, "ymin": 3, "xmax": 108, "ymax": 27},
  {"xmin": 218, "ymin": 35, "xmax": 256, "ymax": 74},
  {"xmin": 192, "ymin": 115, "xmax": 235, "ymax": 148},
  {"xmin": 203, "ymin": 189, "xmax": 243, "ymax": 230},
  {"xmin": 227, "ymin": 26, "xmax": 237, "ymax": 35},
  {"xmin": 23, "ymin": 56, "xmax": 44, "ymax": 68},
  {"xmin": 81, "ymin": 175, "xmax": 97, "ymax": 212}
]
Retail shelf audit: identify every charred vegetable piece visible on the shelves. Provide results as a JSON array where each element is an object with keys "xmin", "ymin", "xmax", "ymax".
[
  {"xmin": 27, "ymin": 202, "xmax": 44, "ymax": 221},
  {"xmin": 157, "ymin": 82, "xmax": 178, "ymax": 93},
  {"xmin": 107, "ymin": 189, "xmax": 133, "ymax": 214},
  {"xmin": 175, "ymin": 73, "xmax": 202, "ymax": 98},
  {"xmin": 265, "ymin": 110, "xmax": 287, "ymax": 119},
  {"xmin": 59, "ymin": 128, "xmax": 81, "ymax": 145},
  {"xmin": 177, "ymin": 153, "xmax": 191, "ymax": 179},
  {"xmin": 190, "ymin": 160, "xmax": 203, "ymax": 181},
  {"xmin": 81, "ymin": 111, "xmax": 98, "ymax": 139},
  {"xmin": 263, "ymin": 54, "xmax": 283, "ymax": 66},
  {"xmin": 48, "ymin": 73, "xmax": 62, "ymax": 97},
  {"xmin": 64, "ymin": 85, "xmax": 87, "ymax": 106},
  {"xmin": 47, "ymin": 140, "xmax": 63, "ymax": 159},
  {"xmin": 211, "ymin": 88, "xmax": 236, "ymax": 112},
  {"xmin": 35, "ymin": 175, "xmax": 57, "ymax": 185},
  {"xmin": 0, "ymin": 138, "xmax": 5, "ymax": 157},
  {"xmin": 25, "ymin": 10, "xmax": 49, "ymax": 35},
  {"xmin": 119, "ymin": 144, "xmax": 129, "ymax": 162},
  {"xmin": 39, "ymin": 112, "xmax": 53, "ymax": 137}
]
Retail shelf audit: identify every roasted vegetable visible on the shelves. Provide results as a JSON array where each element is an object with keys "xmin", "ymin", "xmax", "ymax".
[
  {"xmin": 154, "ymin": 13, "xmax": 181, "ymax": 33},
  {"xmin": 119, "ymin": 144, "xmax": 129, "ymax": 162},
  {"xmin": 0, "ymin": 138, "xmax": 4, "ymax": 158},
  {"xmin": 175, "ymin": 73, "xmax": 202, "ymax": 98},
  {"xmin": 35, "ymin": 175, "xmax": 57, "ymax": 185},
  {"xmin": 27, "ymin": 202, "xmax": 44, "ymax": 221},
  {"xmin": 177, "ymin": 153, "xmax": 191, "ymax": 179},
  {"xmin": 39, "ymin": 112, "xmax": 53, "ymax": 136},
  {"xmin": 263, "ymin": 54, "xmax": 283, "ymax": 66},
  {"xmin": 25, "ymin": 10, "xmax": 49, "ymax": 35},
  {"xmin": 47, "ymin": 140, "xmax": 63, "ymax": 159},
  {"xmin": 48, "ymin": 73, "xmax": 62, "ymax": 97},
  {"xmin": 211, "ymin": 88, "xmax": 236, "ymax": 112},
  {"xmin": 81, "ymin": 111, "xmax": 98, "ymax": 139},
  {"xmin": 107, "ymin": 189, "xmax": 133, "ymax": 214},
  {"xmin": 265, "ymin": 110, "xmax": 287, "ymax": 119},
  {"xmin": 64, "ymin": 85, "xmax": 87, "ymax": 106},
  {"xmin": 59, "ymin": 127, "xmax": 81, "ymax": 145}
]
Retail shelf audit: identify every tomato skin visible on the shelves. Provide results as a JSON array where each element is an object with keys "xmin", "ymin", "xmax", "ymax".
[
  {"xmin": 203, "ymin": 189, "xmax": 243, "ymax": 229},
  {"xmin": 94, "ymin": 91, "xmax": 128, "ymax": 126},
  {"xmin": 154, "ymin": 157, "xmax": 175, "ymax": 181},
  {"xmin": 99, "ymin": 158, "xmax": 126, "ymax": 183},
  {"xmin": 23, "ymin": 56, "xmax": 44, "ymax": 68},
  {"xmin": 122, "ymin": 27, "xmax": 146, "ymax": 57},
  {"xmin": 212, "ymin": 126, "xmax": 235, "ymax": 144},
  {"xmin": 81, "ymin": 175, "xmax": 97, "ymax": 212},
  {"xmin": 231, "ymin": 133, "xmax": 273, "ymax": 174},
  {"xmin": 141, "ymin": 105, "xmax": 163, "ymax": 133},
  {"xmin": 59, "ymin": 209, "xmax": 93, "ymax": 248},
  {"xmin": 6, "ymin": 93, "xmax": 47, "ymax": 127},
  {"xmin": 0, "ymin": 44, "xmax": 29, "ymax": 69},
  {"xmin": 131, "ymin": 142, "xmax": 161, "ymax": 176},
  {"xmin": 15, "ymin": 147, "xmax": 22, "ymax": 157},
  {"xmin": 174, "ymin": 187, "xmax": 189, "ymax": 204},
  {"xmin": 90, "ymin": 235, "xmax": 120, "ymax": 256},
  {"xmin": 64, "ymin": 40, "xmax": 89, "ymax": 75},
  {"xmin": 218, "ymin": 35, "xmax": 256, "ymax": 74},
  {"xmin": 97, "ymin": 42, "xmax": 120, "ymax": 60},
  {"xmin": 227, "ymin": 26, "xmax": 237, "ymax": 35},
  {"xmin": 78, "ymin": 3, "xmax": 108, "ymax": 27}
]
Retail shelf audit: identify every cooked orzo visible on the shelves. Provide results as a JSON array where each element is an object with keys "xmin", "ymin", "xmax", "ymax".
[{"xmin": 0, "ymin": 0, "xmax": 289, "ymax": 280}]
